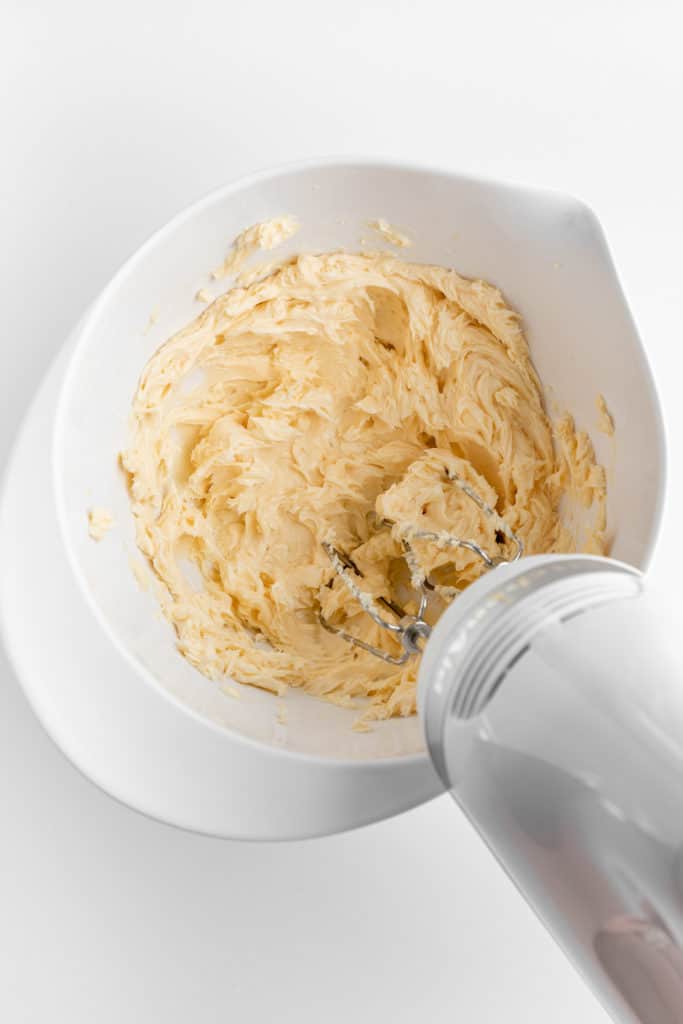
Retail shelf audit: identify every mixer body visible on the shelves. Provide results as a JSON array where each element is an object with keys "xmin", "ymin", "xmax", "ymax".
[{"xmin": 420, "ymin": 555, "xmax": 683, "ymax": 1024}]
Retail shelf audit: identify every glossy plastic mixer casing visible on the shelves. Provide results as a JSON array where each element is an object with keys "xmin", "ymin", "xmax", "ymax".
[{"xmin": 419, "ymin": 554, "xmax": 683, "ymax": 1023}]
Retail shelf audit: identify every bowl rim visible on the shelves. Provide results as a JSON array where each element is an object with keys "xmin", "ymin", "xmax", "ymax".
[{"xmin": 51, "ymin": 154, "xmax": 667, "ymax": 767}]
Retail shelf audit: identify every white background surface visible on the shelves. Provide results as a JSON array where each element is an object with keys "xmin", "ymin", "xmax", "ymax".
[{"xmin": 2, "ymin": 2, "xmax": 683, "ymax": 1020}]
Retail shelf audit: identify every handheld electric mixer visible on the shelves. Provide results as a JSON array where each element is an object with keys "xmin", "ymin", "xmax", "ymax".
[{"xmin": 324, "ymin": 483, "xmax": 683, "ymax": 1024}]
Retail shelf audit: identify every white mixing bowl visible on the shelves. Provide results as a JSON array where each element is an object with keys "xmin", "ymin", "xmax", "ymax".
[{"xmin": 0, "ymin": 159, "xmax": 665, "ymax": 838}]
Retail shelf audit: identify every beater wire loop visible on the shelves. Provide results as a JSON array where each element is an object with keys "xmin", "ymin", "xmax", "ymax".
[{"xmin": 318, "ymin": 471, "xmax": 523, "ymax": 663}]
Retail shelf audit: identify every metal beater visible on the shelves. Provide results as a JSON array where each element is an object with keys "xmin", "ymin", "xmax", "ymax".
[{"xmin": 319, "ymin": 467, "xmax": 524, "ymax": 665}]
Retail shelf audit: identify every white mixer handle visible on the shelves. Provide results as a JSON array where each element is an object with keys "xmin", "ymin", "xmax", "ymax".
[{"xmin": 419, "ymin": 554, "xmax": 683, "ymax": 1024}]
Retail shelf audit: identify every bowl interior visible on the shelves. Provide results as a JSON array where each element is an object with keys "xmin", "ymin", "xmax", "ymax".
[{"xmin": 55, "ymin": 161, "xmax": 664, "ymax": 759}]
